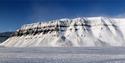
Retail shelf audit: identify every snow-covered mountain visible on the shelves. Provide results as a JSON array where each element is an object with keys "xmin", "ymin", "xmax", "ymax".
[
  {"xmin": 1, "ymin": 17, "xmax": 125, "ymax": 47},
  {"xmin": 0, "ymin": 32, "xmax": 14, "ymax": 43}
]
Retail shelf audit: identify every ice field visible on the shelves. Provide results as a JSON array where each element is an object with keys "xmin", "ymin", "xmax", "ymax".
[{"xmin": 0, "ymin": 47, "xmax": 125, "ymax": 63}]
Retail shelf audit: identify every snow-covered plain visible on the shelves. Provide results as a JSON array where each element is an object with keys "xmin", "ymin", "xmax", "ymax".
[{"xmin": 0, "ymin": 47, "xmax": 125, "ymax": 63}]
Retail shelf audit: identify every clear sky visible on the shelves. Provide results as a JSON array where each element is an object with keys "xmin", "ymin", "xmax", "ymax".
[{"xmin": 0, "ymin": 0, "xmax": 125, "ymax": 32}]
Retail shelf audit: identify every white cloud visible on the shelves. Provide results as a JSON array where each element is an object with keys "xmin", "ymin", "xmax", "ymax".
[{"xmin": 116, "ymin": 13, "xmax": 125, "ymax": 18}]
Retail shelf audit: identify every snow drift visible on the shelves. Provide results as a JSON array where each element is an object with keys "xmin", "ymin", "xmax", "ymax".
[{"xmin": 1, "ymin": 17, "xmax": 125, "ymax": 47}]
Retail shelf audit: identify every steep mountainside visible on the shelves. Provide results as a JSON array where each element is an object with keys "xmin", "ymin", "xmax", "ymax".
[{"xmin": 1, "ymin": 17, "xmax": 125, "ymax": 47}]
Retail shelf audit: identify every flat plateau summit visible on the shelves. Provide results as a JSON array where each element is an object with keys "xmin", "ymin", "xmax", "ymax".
[{"xmin": 1, "ymin": 17, "xmax": 125, "ymax": 47}]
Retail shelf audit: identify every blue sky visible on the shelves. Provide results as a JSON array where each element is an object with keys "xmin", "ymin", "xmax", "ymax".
[{"xmin": 0, "ymin": 0, "xmax": 125, "ymax": 32}]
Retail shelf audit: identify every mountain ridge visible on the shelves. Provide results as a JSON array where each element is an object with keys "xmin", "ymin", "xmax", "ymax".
[{"xmin": 0, "ymin": 32, "xmax": 14, "ymax": 43}]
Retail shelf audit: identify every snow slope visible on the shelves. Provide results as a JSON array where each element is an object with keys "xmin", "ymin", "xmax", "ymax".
[{"xmin": 1, "ymin": 17, "xmax": 125, "ymax": 47}]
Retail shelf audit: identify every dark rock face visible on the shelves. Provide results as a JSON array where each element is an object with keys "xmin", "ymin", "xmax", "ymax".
[
  {"xmin": 13, "ymin": 22, "xmax": 90, "ymax": 36},
  {"xmin": 14, "ymin": 26, "xmax": 60, "ymax": 36},
  {"xmin": 0, "ymin": 32, "xmax": 14, "ymax": 43}
]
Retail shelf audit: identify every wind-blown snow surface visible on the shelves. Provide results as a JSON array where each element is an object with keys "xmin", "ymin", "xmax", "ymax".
[
  {"xmin": 1, "ymin": 17, "xmax": 125, "ymax": 47},
  {"xmin": 1, "ymin": 47, "xmax": 125, "ymax": 63}
]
